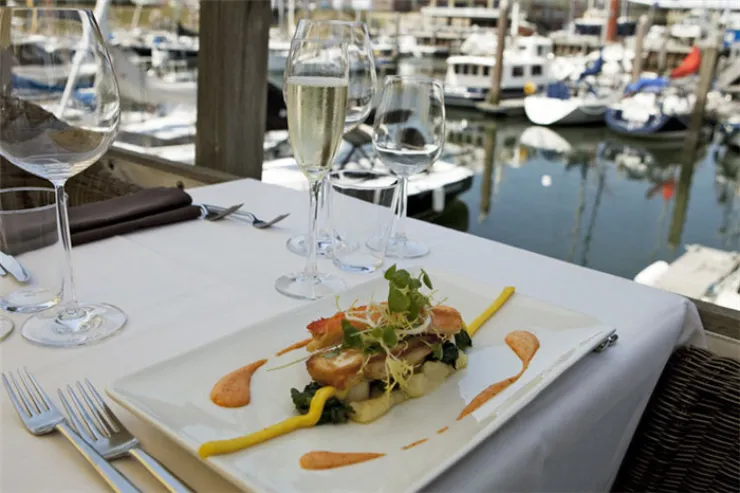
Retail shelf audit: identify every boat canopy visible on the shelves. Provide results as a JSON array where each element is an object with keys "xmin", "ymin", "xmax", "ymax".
[
  {"xmin": 624, "ymin": 77, "xmax": 669, "ymax": 94},
  {"xmin": 670, "ymin": 46, "xmax": 701, "ymax": 79}
]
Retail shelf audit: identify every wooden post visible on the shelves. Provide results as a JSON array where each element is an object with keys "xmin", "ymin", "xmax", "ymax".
[
  {"xmin": 479, "ymin": 124, "xmax": 498, "ymax": 222},
  {"xmin": 667, "ymin": 153, "xmax": 697, "ymax": 249},
  {"xmin": 487, "ymin": 0, "xmax": 509, "ymax": 105},
  {"xmin": 683, "ymin": 32, "xmax": 723, "ymax": 155},
  {"xmin": 605, "ymin": 0, "xmax": 619, "ymax": 42},
  {"xmin": 631, "ymin": 14, "xmax": 648, "ymax": 84},
  {"xmin": 393, "ymin": 12, "xmax": 400, "ymax": 62},
  {"xmin": 196, "ymin": 1, "xmax": 270, "ymax": 179},
  {"xmin": 1, "ymin": 7, "xmax": 11, "ymax": 89}
]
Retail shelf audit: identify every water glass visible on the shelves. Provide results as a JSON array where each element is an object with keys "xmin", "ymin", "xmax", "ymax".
[
  {"xmin": 0, "ymin": 188, "xmax": 61, "ymax": 313},
  {"xmin": 329, "ymin": 170, "xmax": 398, "ymax": 273}
]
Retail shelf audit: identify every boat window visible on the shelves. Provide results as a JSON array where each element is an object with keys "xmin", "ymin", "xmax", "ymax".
[
  {"xmin": 454, "ymin": 64, "xmax": 460, "ymax": 74},
  {"xmin": 512, "ymin": 66, "xmax": 524, "ymax": 77},
  {"xmin": 532, "ymin": 65, "xmax": 543, "ymax": 76},
  {"xmin": 483, "ymin": 66, "xmax": 490, "ymax": 77},
  {"xmin": 462, "ymin": 65, "xmax": 469, "ymax": 75},
  {"xmin": 537, "ymin": 46, "xmax": 549, "ymax": 56}
]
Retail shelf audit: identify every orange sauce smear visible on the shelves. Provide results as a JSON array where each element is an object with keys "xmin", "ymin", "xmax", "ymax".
[
  {"xmin": 436, "ymin": 426, "xmax": 449, "ymax": 434},
  {"xmin": 210, "ymin": 359, "xmax": 268, "ymax": 408},
  {"xmin": 401, "ymin": 438, "xmax": 429, "ymax": 450},
  {"xmin": 300, "ymin": 451, "xmax": 386, "ymax": 470},
  {"xmin": 275, "ymin": 337, "xmax": 312, "ymax": 356},
  {"xmin": 457, "ymin": 331, "xmax": 540, "ymax": 420}
]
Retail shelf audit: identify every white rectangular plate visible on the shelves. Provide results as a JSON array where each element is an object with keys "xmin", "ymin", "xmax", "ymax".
[{"xmin": 108, "ymin": 269, "xmax": 614, "ymax": 493}]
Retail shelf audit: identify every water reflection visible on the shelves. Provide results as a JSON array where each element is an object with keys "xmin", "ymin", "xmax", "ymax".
[{"xmin": 443, "ymin": 115, "xmax": 740, "ymax": 279}]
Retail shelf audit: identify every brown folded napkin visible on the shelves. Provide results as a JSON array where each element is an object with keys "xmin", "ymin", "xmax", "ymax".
[{"xmin": 1, "ymin": 187, "xmax": 202, "ymax": 255}]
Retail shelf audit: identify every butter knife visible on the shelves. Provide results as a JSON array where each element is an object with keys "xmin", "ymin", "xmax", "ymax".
[{"xmin": 0, "ymin": 251, "xmax": 30, "ymax": 283}]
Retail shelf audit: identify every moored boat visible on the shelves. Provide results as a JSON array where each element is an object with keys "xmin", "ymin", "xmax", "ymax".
[{"xmin": 443, "ymin": 35, "xmax": 554, "ymax": 107}]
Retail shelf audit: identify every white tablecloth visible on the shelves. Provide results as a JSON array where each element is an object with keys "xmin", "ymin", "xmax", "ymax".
[{"xmin": 0, "ymin": 179, "xmax": 705, "ymax": 493}]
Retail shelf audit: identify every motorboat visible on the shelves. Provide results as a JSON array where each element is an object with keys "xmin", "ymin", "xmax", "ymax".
[
  {"xmin": 443, "ymin": 35, "xmax": 554, "ymax": 107},
  {"xmin": 524, "ymin": 50, "xmax": 627, "ymax": 126}
]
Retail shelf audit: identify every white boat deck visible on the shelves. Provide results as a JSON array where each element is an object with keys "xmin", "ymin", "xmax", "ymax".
[{"xmin": 636, "ymin": 245, "xmax": 740, "ymax": 310}]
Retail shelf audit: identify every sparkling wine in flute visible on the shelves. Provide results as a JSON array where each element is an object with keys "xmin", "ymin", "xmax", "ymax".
[{"xmin": 286, "ymin": 76, "xmax": 349, "ymax": 181}]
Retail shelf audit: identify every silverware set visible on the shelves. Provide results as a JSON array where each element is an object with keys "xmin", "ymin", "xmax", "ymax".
[
  {"xmin": 3, "ymin": 368, "xmax": 191, "ymax": 492},
  {"xmin": 200, "ymin": 203, "xmax": 291, "ymax": 229}
]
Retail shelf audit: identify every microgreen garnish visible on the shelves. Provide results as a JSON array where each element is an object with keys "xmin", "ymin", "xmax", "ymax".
[{"xmin": 336, "ymin": 265, "xmax": 442, "ymax": 392}]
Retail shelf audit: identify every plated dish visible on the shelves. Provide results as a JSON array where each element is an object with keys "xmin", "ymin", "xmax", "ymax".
[{"xmin": 108, "ymin": 267, "xmax": 615, "ymax": 493}]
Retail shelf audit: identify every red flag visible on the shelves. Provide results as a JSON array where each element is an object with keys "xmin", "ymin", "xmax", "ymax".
[{"xmin": 670, "ymin": 46, "xmax": 701, "ymax": 79}]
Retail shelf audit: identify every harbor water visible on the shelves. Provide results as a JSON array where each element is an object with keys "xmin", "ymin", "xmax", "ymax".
[{"xmin": 395, "ymin": 58, "xmax": 740, "ymax": 281}]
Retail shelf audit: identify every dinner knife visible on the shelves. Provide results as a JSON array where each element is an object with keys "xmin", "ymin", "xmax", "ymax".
[{"xmin": 0, "ymin": 251, "xmax": 30, "ymax": 283}]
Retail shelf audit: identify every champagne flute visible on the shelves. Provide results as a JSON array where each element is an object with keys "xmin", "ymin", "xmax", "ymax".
[
  {"xmin": 275, "ymin": 38, "xmax": 349, "ymax": 300},
  {"xmin": 284, "ymin": 20, "xmax": 377, "ymax": 258},
  {"xmin": 0, "ymin": 8, "xmax": 124, "ymax": 347},
  {"xmin": 372, "ymin": 76, "xmax": 446, "ymax": 259}
]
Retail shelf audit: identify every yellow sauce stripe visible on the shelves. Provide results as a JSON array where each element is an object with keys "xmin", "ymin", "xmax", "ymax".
[
  {"xmin": 198, "ymin": 387, "xmax": 338, "ymax": 458},
  {"xmin": 466, "ymin": 286, "xmax": 516, "ymax": 337}
]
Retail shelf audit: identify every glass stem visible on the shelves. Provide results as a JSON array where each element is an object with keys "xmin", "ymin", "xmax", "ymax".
[
  {"xmin": 304, "ymin": 179, "xmax": 322, "ymax": 277},
  {"xmin": 54, "ymin": 183, "xmax": 81, "ymax": 318},
  {"xmin": 318, "ymin": 176, "xmax": 330, "ymax": 239},
  {"xmin": 395, "ymin": 176, "xmax": 409, "ymax": 242}
]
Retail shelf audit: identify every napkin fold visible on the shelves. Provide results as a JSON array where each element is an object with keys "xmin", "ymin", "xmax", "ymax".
[{"xmin": 1, "ymin": 187, "xmax": 202, "ymax": 255}]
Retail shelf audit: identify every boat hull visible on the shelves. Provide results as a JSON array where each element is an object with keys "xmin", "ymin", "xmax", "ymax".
[
  {"xmin": 524, "ymin": 95, "xmax": 607, "ymax": 126},
  {"xmin": 605, "ymin": 107, "xmax": 690, "ymax": 140}
]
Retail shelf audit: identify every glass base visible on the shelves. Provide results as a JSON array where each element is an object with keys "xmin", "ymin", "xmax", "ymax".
[
  {"xmin": 275, "ymin": 272, "xmax": 346, "ymax": 301},
  {"xmin": 21, "ymin": 302, "xmax": 127, "ymax": 348},
  {"xmin": 0, "ymin": 317, "xmax": 13, "ymax": 342},
  {"xmin": 385, "ymin": 236, "xmax": 430, "ymax": 259},
  {"xmin": 286, "ymin": 234, "xmax": 333, "ymax": 258}
]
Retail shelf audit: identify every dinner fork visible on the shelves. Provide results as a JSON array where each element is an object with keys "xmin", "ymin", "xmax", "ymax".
[
  {"xmin": 58, "ymin": 379, "xmax": 192, "ymax": 493},
  {"xmin": 1, "ymin": 369, "xmax": 139, "ymax": 493},
  {"xmin": 202, "ymin": 204, "xmax": 290, "ymax": 229}
]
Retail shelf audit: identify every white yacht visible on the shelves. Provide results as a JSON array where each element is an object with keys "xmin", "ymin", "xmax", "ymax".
[
  {"xmin": 443, "ymin": 35, "xmax": 554, "ymax": 107},
  {"xmin": 523, "ymin": 47, "xmax": 630, "ymax": 126}
]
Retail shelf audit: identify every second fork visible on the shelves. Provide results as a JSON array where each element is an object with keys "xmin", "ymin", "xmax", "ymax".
[{"xmin": 59, "ymin": 379, "xmax": 192, "ymax": 493}]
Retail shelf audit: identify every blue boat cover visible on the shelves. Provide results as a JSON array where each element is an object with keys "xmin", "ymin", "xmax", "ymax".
[
  {"xmin": 623, "ymin": 76, "xmax": 669, "ymax": 95},
  {"xmin": 546, "ymin": 81, "xmax": 571, "ymax": 100},
  {"xmin": 578, "ymin": 52, "xmax": 604, "ymax": 80},
  {"xmin": 12, "ymin": 73, "xmax": 94, "ymax": 92}
]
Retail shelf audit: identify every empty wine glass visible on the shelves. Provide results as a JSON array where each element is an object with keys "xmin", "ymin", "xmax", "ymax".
[
  {"xmin": 275, "ymin": 38, "xmax": 349, "ymax": 300},
  {"xmin": 284, "ymin": 20, "xmax": 377, "ymax": 259},
  {"xmin": 372, "ymin": 76, "xmax": 446, "ymax": 259},
  {"xmin": 0, "ymin": 8, "xmax": 124, "ymax": 346}
]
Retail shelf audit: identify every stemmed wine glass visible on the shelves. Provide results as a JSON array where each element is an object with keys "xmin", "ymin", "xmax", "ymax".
[
  {"xmin": 284, "ymin": 20, "xmax": 377, "ymax": 258},
  {"xmin": 0, "ymin": 8, "xmax": 124, "ymax": 346},
  {"xmin": 275, "ymin": 38, "xmax": 349, "ymax": 300},
  {"xmin": 372, "ymin": 76, "xmax": 446, "ymax": 259}
]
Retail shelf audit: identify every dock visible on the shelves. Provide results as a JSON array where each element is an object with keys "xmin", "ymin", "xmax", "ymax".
[{"xmin": 475, "ymin": 98, "xmax": 526, "ymax": 117}]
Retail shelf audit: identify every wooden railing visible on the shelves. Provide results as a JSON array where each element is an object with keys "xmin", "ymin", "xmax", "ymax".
[{"xmin": 103, "ymin": 146, "xmax": 238, "ymax": 189}]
